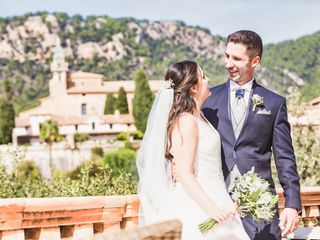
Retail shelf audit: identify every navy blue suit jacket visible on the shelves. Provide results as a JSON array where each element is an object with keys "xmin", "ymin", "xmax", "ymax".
[{"xmin": 202, "ymin": 80, "xmax": 301, "ymax": 239}]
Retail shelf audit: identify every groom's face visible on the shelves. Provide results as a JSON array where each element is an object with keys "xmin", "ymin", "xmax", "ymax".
[{"xmin": 225, "ymin": 42, "xmax": 258, "ymax": 85}]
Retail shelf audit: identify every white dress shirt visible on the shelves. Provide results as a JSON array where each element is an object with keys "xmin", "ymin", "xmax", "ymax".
[
  {"xmin": 226, "ymin": 79, "xmax": 254, "ymax": 192},
  {"xmin": 229, "ymin": 79, "xmax": 254, "ymax": 110}
]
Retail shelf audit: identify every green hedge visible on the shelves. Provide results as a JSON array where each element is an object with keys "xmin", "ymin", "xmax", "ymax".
[{"xmin": 0, "ymin": 160, "xmax": 137, "ymax": 198}]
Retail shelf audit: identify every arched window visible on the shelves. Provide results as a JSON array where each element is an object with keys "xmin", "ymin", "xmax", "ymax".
[{"xmin": 81, "ymin": 103, "xmax": 87, "ymax": 115}]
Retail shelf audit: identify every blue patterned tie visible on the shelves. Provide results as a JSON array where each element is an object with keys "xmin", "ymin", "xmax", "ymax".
[
  {"xmin": 235, "ymin": 88, "xmax": 245, "ymax": 99},
  {"xmin": 232, "ymin": 88, "xmax": 246, "ymax": 137}
]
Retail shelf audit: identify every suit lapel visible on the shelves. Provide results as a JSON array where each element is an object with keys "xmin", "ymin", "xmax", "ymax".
[{"xmin": 223, "ymin": 80, "xmax": 237, "ymax": 143}]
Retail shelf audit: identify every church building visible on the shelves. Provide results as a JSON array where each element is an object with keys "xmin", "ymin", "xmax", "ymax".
[{"xmin": 13, "ymin": 46, "xmax": 161, "ymax": 145}]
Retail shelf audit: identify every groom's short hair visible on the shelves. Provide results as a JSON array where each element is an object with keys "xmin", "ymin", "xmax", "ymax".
[{"xmin": 227, "ymin": 30, "xmax": 263, "ymax": 59}]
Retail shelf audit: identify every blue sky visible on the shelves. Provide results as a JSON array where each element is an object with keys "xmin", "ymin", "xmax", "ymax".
[{"xmin": 1, "ymin": 0, "xmax": 319, "ymax": 44}]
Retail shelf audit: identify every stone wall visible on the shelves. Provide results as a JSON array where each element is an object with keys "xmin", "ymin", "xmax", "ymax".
[{"xmin": 0, "ymin": 141, "xmax": 126, "ymax": 178}]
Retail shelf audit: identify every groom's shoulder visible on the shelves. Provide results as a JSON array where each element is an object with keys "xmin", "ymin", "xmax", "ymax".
[
  {"xmin": 257, "ymin": 84, "xmax": 285, "ymax": 103},
  {"xmin": 210, "ymin": 82, "xmax": 226, "ymax": 94}
]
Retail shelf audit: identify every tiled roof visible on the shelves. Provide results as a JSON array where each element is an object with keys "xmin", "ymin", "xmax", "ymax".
[
  {"xmin": 69, "ymin": 71, "xmax": 104, "ymax": 80},
  {"xmin": 67, "ymin": 80, "xmax": 162, "ymax": 94}
]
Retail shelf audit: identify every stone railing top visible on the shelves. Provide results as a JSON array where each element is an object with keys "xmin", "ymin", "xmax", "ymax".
[{"xmin": 0, "ymin": 188, "xmax": 319, "ymax": 239}]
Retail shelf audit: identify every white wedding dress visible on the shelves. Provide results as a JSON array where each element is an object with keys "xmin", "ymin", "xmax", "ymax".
[{"xmin": 164, "ymin": 113, "xmax": 250, "ymax": 240}]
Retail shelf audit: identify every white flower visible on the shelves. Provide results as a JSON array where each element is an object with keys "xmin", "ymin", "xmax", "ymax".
[
  {"xmin": 250, "ymin": 179, "xmax": 269, "ymax": 193},
  {"xmin": 251, "ymin": 94, "xmax": 264, "ymax": 112},
  {"xmin": 257, "ymin": 192, "xmax": 273, "ymax": 205}
]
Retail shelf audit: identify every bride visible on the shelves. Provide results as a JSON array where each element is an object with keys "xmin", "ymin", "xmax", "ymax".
[{"xmin": 136, "ymin": 61, "xmax": 250, "ymax": 240}]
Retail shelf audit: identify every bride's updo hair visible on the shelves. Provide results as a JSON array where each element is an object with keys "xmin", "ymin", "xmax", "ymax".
[{"xmin": 164, "ymin": 60, "xmax": 201, "ymax": 160}]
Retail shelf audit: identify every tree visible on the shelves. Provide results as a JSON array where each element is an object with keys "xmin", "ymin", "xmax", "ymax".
[
  {"xmin": 4, "ymin": 79, "xmax": 13, "ymax": 101},
  {"xmin": 39, "ymin": 119, "xmax": 61, "ymax": 178},
  {"xmin": 104, "ymin": 93, "xmax": 117, "ymax": 114},
  {"xmin": 132, "ymin": 70, "xmax": 154, "ymax": 132},
  {"xmin": 117, "ymin": 87, "xmax": 129, "ymax": 114},
  {"xmin": 0, "ymin": 80, "xmax": 15, "ymax": 144},
  {"xmin": 287, "ymin": 90, "xmax": 320, "ymax": 186},
  {"xmin": 0, "ymin": 100, "xmax": 15, "ymax": 144},
  {"xmin": 293, "ymin": 125, "xmax": 320, "ymax": 186}
]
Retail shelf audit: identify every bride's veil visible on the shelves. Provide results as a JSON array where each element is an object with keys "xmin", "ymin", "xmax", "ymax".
[{"xmin": 136, "ymin": 82, "xmax": 174, "ymax": 225}]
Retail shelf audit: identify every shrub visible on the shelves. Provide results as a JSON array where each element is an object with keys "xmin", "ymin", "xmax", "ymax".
[
  {"xmin": 124, "ymin": 140, "xmax": 133, "ymax": 149},
  {"xmin": 0, "ymin": 159, "xmax": 137, "ymax": 198},
  {"xmin": 14, "ymin": 160, "xmax": 41, "ymax": 180},
  {"xmin": 74, "ymin": 133, "xmax": 89, "ymax": 142},
  {"xmin": 91, "ymin": 147, "xmax": 104, "ymax": 158},
  {"xmin": 102, "ymin": 147, "xmax": 137, "ymax": 179},
  {"xmin": 67, "ymin": 160, "xmax": 103, "ymax": 180},
  {"xmin": 130, "ymin": 130, "xmax": 144, "ymax": 140},
  {"xmin": 115, "ymin": 131, "xmax": 128, "ymax": 141}
]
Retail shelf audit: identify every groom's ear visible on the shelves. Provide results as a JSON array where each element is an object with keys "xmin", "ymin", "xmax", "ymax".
[{"xmin": 251, "ymin": 55, "xmax": 261, "ymax": 67}]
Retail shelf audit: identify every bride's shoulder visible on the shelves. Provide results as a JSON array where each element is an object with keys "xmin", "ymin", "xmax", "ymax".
[
  {"xmin": 172, "ymin": 113, "xmax": 198, "ymax": 144},
  {"xmin": 173, "ymin": 113, "xmax": 198, "ymax": 133},
  {"xmin": 178, "ymin": 112, "xmax": 197, "ymax": 123}
]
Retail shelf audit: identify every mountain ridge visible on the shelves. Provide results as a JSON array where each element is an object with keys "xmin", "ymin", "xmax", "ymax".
[{"xmin": 0, "ymin": 12, "xmax": 318, "ymax": 112}]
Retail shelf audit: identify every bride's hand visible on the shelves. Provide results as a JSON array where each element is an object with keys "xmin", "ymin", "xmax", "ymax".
[{"xmin": 208, "ymin": 204, "xmax": 237, "ymax": 223}]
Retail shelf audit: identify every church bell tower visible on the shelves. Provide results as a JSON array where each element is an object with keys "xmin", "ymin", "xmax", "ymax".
[{"xmin": 49, "ymin": 42, "xmax": 68, "ymax": 96}]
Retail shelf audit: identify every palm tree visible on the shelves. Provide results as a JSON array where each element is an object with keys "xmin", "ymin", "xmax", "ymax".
[{"xmin": 39, "ymin": 119, "xmax": 61, "ymax": 178}]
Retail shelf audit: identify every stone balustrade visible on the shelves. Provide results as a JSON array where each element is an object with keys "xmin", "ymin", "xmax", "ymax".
[
  {"xmin": 278, "ymin": 187, "xmax": 320, "ymax": 239},
  {"xmin": 278, "ymin": 187, "xmax": 320, "ymax": 227},
  {"xmin": 1, "ymin": 187, "xmax": 320, "ymax": 240},
  {"xmin": 0, "ymin": 195, "xmax": 139, "ymax": 240}
]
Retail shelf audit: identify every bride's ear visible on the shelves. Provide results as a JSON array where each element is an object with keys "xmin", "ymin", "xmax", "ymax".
[
  {"xmin": 190, "ymin": 86, "xmax": 199, "ymax": 99},
  {"xmin": 190, "ymin": 86, "xmax": 198, "ymax": 94}
]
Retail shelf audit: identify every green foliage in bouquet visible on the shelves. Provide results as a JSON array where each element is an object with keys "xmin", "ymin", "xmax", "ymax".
[{"xmin": 231, "ymin": 168, "xmax": 278, "ymax": 222}]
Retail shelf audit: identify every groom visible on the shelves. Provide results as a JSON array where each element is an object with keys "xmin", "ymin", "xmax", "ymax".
[{"xmin": 202, "ymin": 30, "xmax": 301, "ymax": 240}]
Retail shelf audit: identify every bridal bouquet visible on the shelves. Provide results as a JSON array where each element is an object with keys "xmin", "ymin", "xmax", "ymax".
[{"xmin": 198, "ymin": 167, "xmax": 278, "ymax": 235}]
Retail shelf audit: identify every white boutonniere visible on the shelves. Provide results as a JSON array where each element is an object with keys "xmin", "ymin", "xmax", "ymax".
[{"xmin": 251, "ymin": 94, "xmax": 264, "ymax": 112}]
